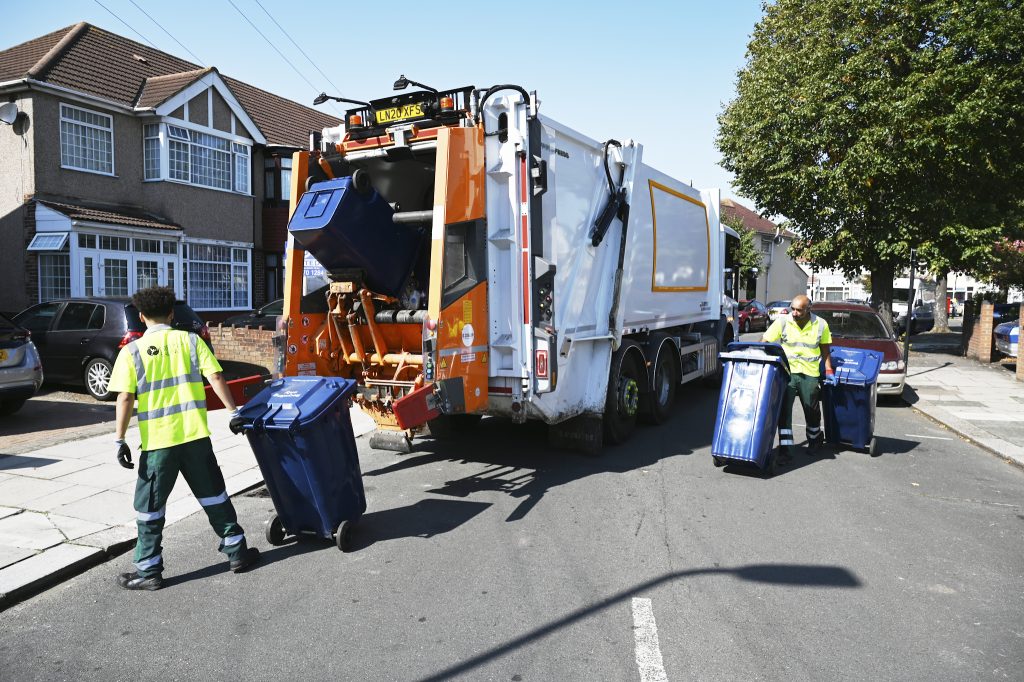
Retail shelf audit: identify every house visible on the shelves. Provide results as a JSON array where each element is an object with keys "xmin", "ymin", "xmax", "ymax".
[
  {"xmin": 721, "ymin": 198, "xmax": 808, "ymax": 303},
  {"xmin": 0, "ymin": 22, "xmax": 339, "ymax": 317}
]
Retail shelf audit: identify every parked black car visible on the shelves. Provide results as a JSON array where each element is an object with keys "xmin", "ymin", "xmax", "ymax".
[
  {"xmin": 895, "ymin": 301, "xmax": 935, "ymax": 335},
  {"xmin": 13, "ymin": 298, "xmax": 212, "ymax": 400},
  {"xmin": 222, "ymin": 298, "xmax": 284, "ymax": 330}
]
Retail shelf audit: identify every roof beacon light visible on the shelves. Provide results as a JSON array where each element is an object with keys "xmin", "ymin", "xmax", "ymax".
[
  {"xmin": 439, "ymin": 96, "xmax": 454, "ymax": 112},
  {"xmin": 348, "ymin": 113, "xmax": 364, "ymax": 128}
]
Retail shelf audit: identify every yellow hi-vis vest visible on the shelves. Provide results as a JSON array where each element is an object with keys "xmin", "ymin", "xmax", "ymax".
[
  {"xmin": 109, "ymin": 327, "xmax": 220, "ymax": 451},
  {"xmin": 764, "ymin": 314, "xmax": 832, "ymax": 377}
]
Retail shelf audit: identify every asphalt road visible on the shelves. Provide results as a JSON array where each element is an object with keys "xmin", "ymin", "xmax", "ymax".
[{"xmin": 2, "ymin": 381, "xmax": 1022, "ymax": 681}]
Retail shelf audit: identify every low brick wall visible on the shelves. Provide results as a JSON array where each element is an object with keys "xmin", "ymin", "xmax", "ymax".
[
  {"xmin": 963, "ymin": 301, "xmax": 995, "ymax": 363},
  {"xmin": 209, "ymin": 325, "xmax": 280, "ymax": 377}
]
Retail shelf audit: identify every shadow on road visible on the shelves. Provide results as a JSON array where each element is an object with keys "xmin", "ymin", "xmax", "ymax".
[
  {"xmin": 416, "ymin": 562, "xmax": 861, "ymax": 682},
  {"xmin": 347, "ymin": 498, "xmax": 491, "ymax": 551},
  {"xmin": 363, "ymin": 391, "xmax": 717, "ymax": 523}
]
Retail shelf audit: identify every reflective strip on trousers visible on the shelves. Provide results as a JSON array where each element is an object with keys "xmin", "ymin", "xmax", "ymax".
[
  {"xmin": 137, "ymin": 400, "xmax": 208, "ymax": 422},
  {"xmin": 779, "ymin": 429, "xmax": 793, "ymax": 436},
  {"xmin": 807, "ymin": 426, "xmax": 821, "ymax": 435},
  {"xmin": 222, "ymin": 533, "xmax": 245, "ymax": 547},
  {"xmin": 134, "ymin": 554, "xmax": 162, "ymax": 570},
  {"xmin": 197, "ymin": 491, "xmax": 229, "ymax": 507},
  {"xmin": 780, "ymin": 439, "xmax": 794, "ymax": 446},
  {"xmin": 137, "ymin": 508, "xmax": 166, "ymax": 522}
]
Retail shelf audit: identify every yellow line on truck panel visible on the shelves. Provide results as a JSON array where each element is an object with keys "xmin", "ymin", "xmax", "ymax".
[{"xmin": 649, "ymin": 179, "xmax": 710, "ymax": 292}]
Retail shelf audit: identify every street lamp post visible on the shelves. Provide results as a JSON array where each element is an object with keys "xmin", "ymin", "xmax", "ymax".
[{"xmin": 902, "ymin": 247, "xmax": 917, "ymax": 369}]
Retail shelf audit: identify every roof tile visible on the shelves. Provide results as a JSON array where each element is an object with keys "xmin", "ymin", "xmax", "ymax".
[
  {"xmin": 36, "ymin": 199, "xmax": 180, "ymax": 231},
  {"xmin": 0, "ymin": 23, "xmax": 339, "ymax": 147}
]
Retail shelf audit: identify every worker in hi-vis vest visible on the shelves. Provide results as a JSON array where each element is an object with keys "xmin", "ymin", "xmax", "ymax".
[
  {"xmin": 110, "ymin": 286, "xmax": 258, "ymax": 591},
  {"xmin": 761, "ymin": 294, "xmax": 833, "ymax": 465}
]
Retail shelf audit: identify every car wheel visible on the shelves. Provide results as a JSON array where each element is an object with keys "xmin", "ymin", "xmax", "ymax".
[
  {"xmin": 743, "ymin": 319, "xmax": 751, "ymax": 333},
  {"xmin": 84, "ymin": 358, "xmax": 115, "ymax": 401}
]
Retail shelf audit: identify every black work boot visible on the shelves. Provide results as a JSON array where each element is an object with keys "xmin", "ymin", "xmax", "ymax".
[
  {"xmin": 777, "ymin": 447, "xmax": 793, "ymax": 464},
  {"xmin": 229, "ymin": 547, "xmax": 261, "ymax": 573},
  {"xmin": 808, "ymin": 434, "xmax": 824, "ymax": 454},
  {"xmin": 116, "ymin": 572, "xmax": 163, "ymax": 591}
]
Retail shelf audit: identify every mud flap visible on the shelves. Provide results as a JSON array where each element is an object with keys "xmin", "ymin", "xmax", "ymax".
[{"xmin": 548, "ymin": 415, "xmax": 603, "ymax": 455}]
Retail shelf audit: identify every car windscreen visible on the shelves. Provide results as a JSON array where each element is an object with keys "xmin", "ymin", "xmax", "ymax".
[{"xmin": 816, "ymin": 310, "xmax": 891, "ymax": 339}]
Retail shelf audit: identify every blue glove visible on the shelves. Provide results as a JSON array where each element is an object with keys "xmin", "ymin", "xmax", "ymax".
[{"xmin": 823, "ymin": 370, "xmax": 838, "ymax": 386}]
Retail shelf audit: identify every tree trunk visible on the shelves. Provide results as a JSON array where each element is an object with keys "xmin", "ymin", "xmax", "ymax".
[
  {"xmin": 930, "ymin": 271, "xmax": 951, "ymax": 333},
  {"xmin": 871, "ymin": 264, "xmax": 895, "ymax": 327}
]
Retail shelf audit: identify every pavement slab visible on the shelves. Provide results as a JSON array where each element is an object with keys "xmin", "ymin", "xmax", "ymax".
[
  {"xmin": 0, "ymin": 543, "xmax": 103, "ymax": 604},
  {"xmin": 0, "ymin": 545, "xmax": 35, "ymax": 570},
  {"xmin": 0, "ymin": 511, "xmax": 65, "ymax": 550},
  {"xmin": 21, "ymin": 485, "xmax": 106, "ymax": 514},
  {"xmin": 52, "ymin": 490, "xmax": 134, "ymax": 527}
]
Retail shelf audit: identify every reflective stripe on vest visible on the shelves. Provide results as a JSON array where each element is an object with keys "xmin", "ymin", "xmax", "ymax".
[
  {"xmin": 127, "ymin": 334, "xmax": 202, "ymax": 396},
  {"xmin": 127, "ymin": 330, "xmax": 210, "ymax": 450}
]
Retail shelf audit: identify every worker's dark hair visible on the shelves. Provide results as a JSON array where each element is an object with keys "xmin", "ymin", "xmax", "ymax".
[{"xmin": 132, "ymin": 286, "xmax": 176, "ymax": 319}]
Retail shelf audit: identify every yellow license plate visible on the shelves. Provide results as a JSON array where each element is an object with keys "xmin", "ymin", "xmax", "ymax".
[
  {"xmin": 0, "ymin": 349, "xmax": 7, "ymax": 362},
  {"xmin": 375, "ymin": 103, "xmax": 425, "ymax": 125}
]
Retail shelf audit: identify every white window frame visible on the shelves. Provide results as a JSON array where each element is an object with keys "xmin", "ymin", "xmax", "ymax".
[
  {"xmin": 28, "ymin": 232, "xmax": 70, "ymax": 251},
  {"xmin": 183, "ymin": 238, "xmax": 252, "ymax": 311},
  {"xmin": 142, "ymin": 118, "xmax": 252, "ymax": 196},
  {"xmin": 60, "ymin": 103, "xmax": 115, "ymax": 176}
]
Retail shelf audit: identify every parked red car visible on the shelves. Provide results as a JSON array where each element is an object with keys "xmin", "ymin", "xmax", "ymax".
[
  {"xmin": 812, "ymin": 302, "xmax": 905, "ymax": 396},
  {"xmin": 737, "ymin": 299, "xmax": 770, "ymax": 333}
]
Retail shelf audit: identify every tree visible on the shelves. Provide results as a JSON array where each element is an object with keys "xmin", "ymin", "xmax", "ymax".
[
  {"xmin": 722, "ymin": 213, "xmax": 763, "ymax": 299},
  {"xmin": 717, "ymin": 0, "xmax": 1024, "ymax": 323}
]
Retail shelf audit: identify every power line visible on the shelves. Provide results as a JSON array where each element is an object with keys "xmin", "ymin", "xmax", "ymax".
[
  {"xmin": 252, "ymin": 0, "xmax": 348, "ymax": 99},
  {"xmin": 92, "ymin": 0, "xmax": 158, "ymax": 49},
  {"xmin": 126, "ymin": 0, "xmax": 205, "ymax": 66},
  {"xmin": 224, "ymin": 0, "xmax": 343, "ymax": 116}
]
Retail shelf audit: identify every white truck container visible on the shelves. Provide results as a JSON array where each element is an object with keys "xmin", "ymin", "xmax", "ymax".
[{"xmin": 282, "ymin": 84, "xmax": 735, "ymax": 451}]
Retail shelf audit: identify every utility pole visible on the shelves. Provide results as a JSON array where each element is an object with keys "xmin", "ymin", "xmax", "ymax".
[{"xmin": 903, "ymin": 247, "xmax": 917, "ymax": 368}]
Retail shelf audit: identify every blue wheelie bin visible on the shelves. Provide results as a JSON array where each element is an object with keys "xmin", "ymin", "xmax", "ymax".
[
  {"xmin": 238, "ymin": 376, "xmax": 366, "ymax": 550},
  {"xmin": 822, "ymin": 346, "xmax": 884, "ymax": 456},
  {"xmin": 711, "ymin": 342, "xmax": 790, "ymax": 476}
]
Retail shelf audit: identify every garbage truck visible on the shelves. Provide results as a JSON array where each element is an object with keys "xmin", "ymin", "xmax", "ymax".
[{"xmin": 280, "ymin": 81, "xmax": 735, "ymax": 452}]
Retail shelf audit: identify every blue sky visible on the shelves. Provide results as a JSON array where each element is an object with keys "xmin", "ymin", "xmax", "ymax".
[{"xmin": 1, "ymin": 1, "xmax": 765, "ymax": 202}]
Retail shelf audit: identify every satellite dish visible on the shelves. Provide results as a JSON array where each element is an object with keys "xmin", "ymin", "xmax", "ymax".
[{"xmin": 0, "ymin": 102, "xmax": 18, "ymax": 125}]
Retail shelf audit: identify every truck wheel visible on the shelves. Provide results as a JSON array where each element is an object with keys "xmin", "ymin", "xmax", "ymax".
[
  {"xmin": 641, "ymin": 344, "xmax": 678, "ymax": 425},
  {"xmin": 604, "ymin": 352, "xmax": 641, "ymax": 445}
]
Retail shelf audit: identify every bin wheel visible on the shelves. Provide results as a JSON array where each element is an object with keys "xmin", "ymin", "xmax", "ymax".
[
  {"xmin": 712, "ymin": 456, "xmax": 727, "ymax": 468},
  {"xmin": 264, "ymin": 514, "xmax": 286, "ymax": 546},
  {"xmin": 335, "ymin": 519, "xmax": 354, "ymax": 552},
  {"xmin": 868, "ymin": 437, "xmax": 879, "ymax": 457}
]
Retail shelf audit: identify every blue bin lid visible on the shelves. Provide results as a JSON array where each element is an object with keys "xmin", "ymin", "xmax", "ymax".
[
  {"xmin": 720, "ymin": 341, "xmax": 790, "ymax": 372},
  {"xmin": 828, "ymin": 346, "xmax": 884, "ymax": 385},
  {"xmin": 239, "ymin": 376, "xmax": 357, "ymax": 430}
]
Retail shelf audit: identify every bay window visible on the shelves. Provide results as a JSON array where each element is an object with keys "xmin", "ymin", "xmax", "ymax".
[{"xmin": 143, "ymin": 121, "xmax": 251, "ymax": 194}]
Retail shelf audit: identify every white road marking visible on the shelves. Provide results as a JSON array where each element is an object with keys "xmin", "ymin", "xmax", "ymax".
[
  {"xmin": 905, "ymin": 434, "xmax": 954, "ymax": 441},
  {"xmin": 632, "ymin": 597, "xmax": 668, "ymax": 682}
]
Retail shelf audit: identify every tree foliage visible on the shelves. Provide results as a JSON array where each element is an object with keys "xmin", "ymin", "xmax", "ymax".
[{"xmin": 717, "ymin": 0, "xmax": 1024, "ymax": 319}]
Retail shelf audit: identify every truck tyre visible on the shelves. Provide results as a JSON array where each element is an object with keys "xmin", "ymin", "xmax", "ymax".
[
  {"xmin": 604, "ymin": 348, "xmax": 642, "ymax": 445},
  {"xmin": 640, "ymin": 339, "xmax": 679, "ymax": 425}
]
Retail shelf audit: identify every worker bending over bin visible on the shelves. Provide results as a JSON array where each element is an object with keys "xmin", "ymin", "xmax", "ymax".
[
  {"xmin": 761, "ymin": 295, "xmax": 833, "ymax": 463},
  {"xmin": 110, "ymin": 286, "xmax": 259, "ymax": 591}
]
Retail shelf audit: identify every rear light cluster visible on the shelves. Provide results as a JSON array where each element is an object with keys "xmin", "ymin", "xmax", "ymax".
[
  {"xmin": 880, "ymin": 360, "xmax": 906, "ymax": 371},
  {"xmin": 119, "ymin": 330, "xmax": 143, "ymax": 349}
]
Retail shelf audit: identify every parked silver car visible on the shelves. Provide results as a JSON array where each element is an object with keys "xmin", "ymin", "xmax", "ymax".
[{"xmin": 0, "ymin": 312, "xmax": 44, "ymax": 415}]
